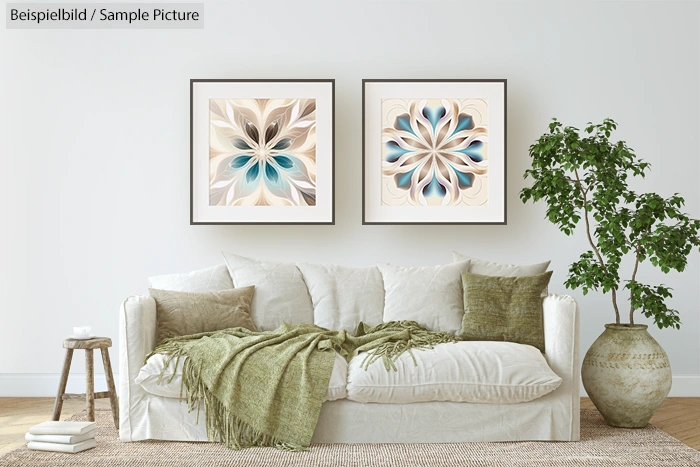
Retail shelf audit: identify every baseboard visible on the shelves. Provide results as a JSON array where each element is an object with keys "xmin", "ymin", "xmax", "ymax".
[
  {"xmin": 580, "ymin": 375, "xmax": 700, "ymax": 398},
  {"xmin": 667, "ymin": 375, "xmax": 700, "ymax": 396},
  {"xmin": 0, "ymin": 373, "xmax": 120, "ymax": 397},
  {"xmin": 1, "ymin": 373, "xmax": 698, "ymax": 397}
]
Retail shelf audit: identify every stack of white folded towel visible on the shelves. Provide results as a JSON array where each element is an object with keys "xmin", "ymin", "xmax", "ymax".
[{"xmin": 26, "ymin": 421, "xmax": 96, "ymax": 453}]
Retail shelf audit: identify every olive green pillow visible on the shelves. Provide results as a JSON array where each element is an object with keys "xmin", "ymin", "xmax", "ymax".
[
  {"xmin": 149, "ymin": 286, "xmax": 257, "ymax": 343},
  {"xmin": 458, "ymin": 271, "xmax": 553, "ymax": 352}
]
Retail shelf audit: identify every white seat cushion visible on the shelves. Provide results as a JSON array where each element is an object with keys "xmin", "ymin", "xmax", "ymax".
[
  {"xmin": 297, "ymin": 262, "xmax": 384, "ymax": 333},
  {"xmin": 136, "ymin": 351, "xmax": 348, "ymax": 402},
  {"xmin": 346, "ymin": 341, "xmax": 561, "ymax": 404}
]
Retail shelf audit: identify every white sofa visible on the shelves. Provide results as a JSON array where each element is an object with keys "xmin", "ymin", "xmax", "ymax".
[{"xmin": 119, "ymin": 260, "xmax": 580, "ymax": 444}]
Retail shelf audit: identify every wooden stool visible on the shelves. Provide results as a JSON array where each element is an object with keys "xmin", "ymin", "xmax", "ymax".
[{"xmin": 51, "ymin": 337, "xmax": 119, "ymax": 429}]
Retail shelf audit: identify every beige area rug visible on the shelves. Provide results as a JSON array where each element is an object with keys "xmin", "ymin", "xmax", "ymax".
[{"xmin": 1, "ymin": 409, "xmax": 699, "ymax": 466}]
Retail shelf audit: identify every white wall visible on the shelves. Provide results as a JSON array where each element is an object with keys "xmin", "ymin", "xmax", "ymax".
[{"xmin": 1, "ymin": 0, "xmax": 698, "ymax": 396}]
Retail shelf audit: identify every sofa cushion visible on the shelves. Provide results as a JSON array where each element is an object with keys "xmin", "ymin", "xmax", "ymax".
[
  {"xmin": 222, "ymin": 252, "xmax": 314, "ymax": 331},
  {"xmin": 149, "ymin": 287, "xmax": 257, "ymax": 344},
  {"xmin": 148, "ymin": 264, "xmax": 234, "ymax": 292},
  {"xmin": 346, "ymin": 341, "xmax": 561, "ymax": 404},
  {"xmin": 136, "ymin": 351, "xmax": 348, "ymax": 402},
  {"xmin": 377, "ymin": 261, "xmax": 470, "ymax": 334},
  {"xmin": 459, "ymin": 271, "xmax": 553, "ymax": 352},
  {"xmin": 297, "ymin": 263, "xmax": 384, "ymax": 333},
  {"xmin": 453, "ymin": 252, "xmax": 551, "ymax": 296}
]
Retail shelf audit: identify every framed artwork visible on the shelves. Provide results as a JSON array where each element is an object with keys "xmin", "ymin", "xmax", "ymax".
[
  {"xmin": 362, "ymin": 79, "xmax": 506, "ymax": 225},
  {"xmin": 190, "ymin": 79, "xmax": 335, "ymax": 224}
]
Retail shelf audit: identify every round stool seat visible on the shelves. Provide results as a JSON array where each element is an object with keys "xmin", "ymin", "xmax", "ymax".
[{"xmin": 63, "ymin": 337, "xmax": 112, "ymax": 350}]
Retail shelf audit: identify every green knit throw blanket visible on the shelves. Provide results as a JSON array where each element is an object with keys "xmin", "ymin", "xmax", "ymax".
[{"xmin": 148, "ymin": 320, "xmax": 454, "ymax": 451}]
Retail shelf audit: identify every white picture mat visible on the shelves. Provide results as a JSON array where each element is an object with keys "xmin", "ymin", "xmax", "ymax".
[
  {"xmin": 192, "ymin": 81, "xmax": 334, "ymax": 223},
  {"xmin": 364, "ymin": 81, "xmax": 505, "ymax": 224}
]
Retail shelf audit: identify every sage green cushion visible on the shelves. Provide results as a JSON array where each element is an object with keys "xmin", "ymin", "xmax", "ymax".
[
  {"xmin": 149, "ymin": 286, "xmax": 257, "ymax": 343},
  {"xmin": 452, "ymin": 252, "xmax": 551, "ymax": 296},
  {"xmin": 458, "ymin": 271, "xmax": 553, "ymax": 352}
]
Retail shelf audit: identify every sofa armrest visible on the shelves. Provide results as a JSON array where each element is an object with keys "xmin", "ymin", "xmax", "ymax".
[
  {"xmin": 118, "ymin": 295, "xmax": 157, "ymax": 441},
  {"xmin": 543, "ymin": 293, "xmax": 580, "ymax": 439}
]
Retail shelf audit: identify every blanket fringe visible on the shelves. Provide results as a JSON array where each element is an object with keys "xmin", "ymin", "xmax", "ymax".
[
  {"xmin": 360, "ymin": 321, "xmax": 455, "ymax": 371},
  {"xmin": 150, "ymin": 342, "xmax": 307, "ymax": 451},
  {"xmin": 185, "ymin": 357, "xmax": 308, "ymax": 451}
]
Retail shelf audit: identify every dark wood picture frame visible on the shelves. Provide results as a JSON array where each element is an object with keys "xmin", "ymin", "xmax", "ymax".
[
  {"xmin": 362, "ymin": 79, "xmax": 507, "ymax": 225},
  {"xmin": 190, "ymin": 79, "xmax": 335, "ymax": 225}
]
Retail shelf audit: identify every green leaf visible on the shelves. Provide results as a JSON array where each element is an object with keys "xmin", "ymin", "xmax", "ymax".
[{"xmin": 520, "ymin": 118, "xmax": 700, "ymax": 330}]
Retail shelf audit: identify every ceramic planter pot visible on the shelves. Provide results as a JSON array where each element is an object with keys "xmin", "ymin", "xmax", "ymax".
[{"xmin": 581, "ymin": 324, "xmax": 671, "ymax": 428}]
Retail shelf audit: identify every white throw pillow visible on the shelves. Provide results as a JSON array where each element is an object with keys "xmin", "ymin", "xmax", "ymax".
[
  {"xmin": 136, "ymin": 351, "xmax": 348, "ymax": 402},
  {"xmin": 453, "ymin": 252, "xmax": 551, "ymax": 276},
  {"xmin": 377, "ymin": 260, "xmax": 470, "ymax": 334},
  {"xmin": 297, "ymin": 263, "xmax": 384, "ymax": 333},
  {"xmin": 222, "ymin": 253, "xmax": 313, "ymax": 331},
  {"xmin": 148, "ymin": 264, "xmax": 233, "ymax": 292},
  {"xmin": 346, "ymin": 341, "xmax": 561, "ymax": 404},
  {"xmin": 453, "ymin": 252, "xmax": 551, "ymax": 296}
]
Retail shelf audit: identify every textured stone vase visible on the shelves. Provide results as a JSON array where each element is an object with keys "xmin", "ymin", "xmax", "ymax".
[{"xmin": 582, "ymin": 324, "xmax": 671, "ymax": 428}]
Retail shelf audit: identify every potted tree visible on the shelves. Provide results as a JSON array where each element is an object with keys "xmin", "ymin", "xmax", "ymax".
[{"xmin": 520, "ymin": 118, "xmax": 700, "ymax": 427}]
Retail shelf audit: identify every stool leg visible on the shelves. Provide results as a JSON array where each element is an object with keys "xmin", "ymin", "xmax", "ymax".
[
  {"xmin": 51, "ymin": 349, "xmax": 73, "ymax": 421},
  {"xmin": 85, "ymin": 349, "xmax": 95, "ymax": 422},
  {"xmin": 100, "ymin": 347, "xmax": 119, "ymax": 429}
]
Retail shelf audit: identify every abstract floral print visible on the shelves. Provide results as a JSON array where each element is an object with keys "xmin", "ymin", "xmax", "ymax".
[
  {"xmin": 209, "ymin": 98, "xmax": 317, "ymax": 207},
  {"xmin": 381, "ymin": 98, "xmax": 488, "ymax": 207}
]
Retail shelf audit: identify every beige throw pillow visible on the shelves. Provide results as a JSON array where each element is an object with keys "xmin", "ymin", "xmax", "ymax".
[{"xmin": 149, "ymin": 287, "xmax": 257, "ymax": 343}]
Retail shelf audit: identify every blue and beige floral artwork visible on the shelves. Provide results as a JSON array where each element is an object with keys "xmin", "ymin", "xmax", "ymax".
[
  {"xmin": 381, "ymin": 98, "xmax": 488, "ymax": 207},
  {"xmin": 209, "ymin": 98, "xmax": 317, "ymax": 206}
]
